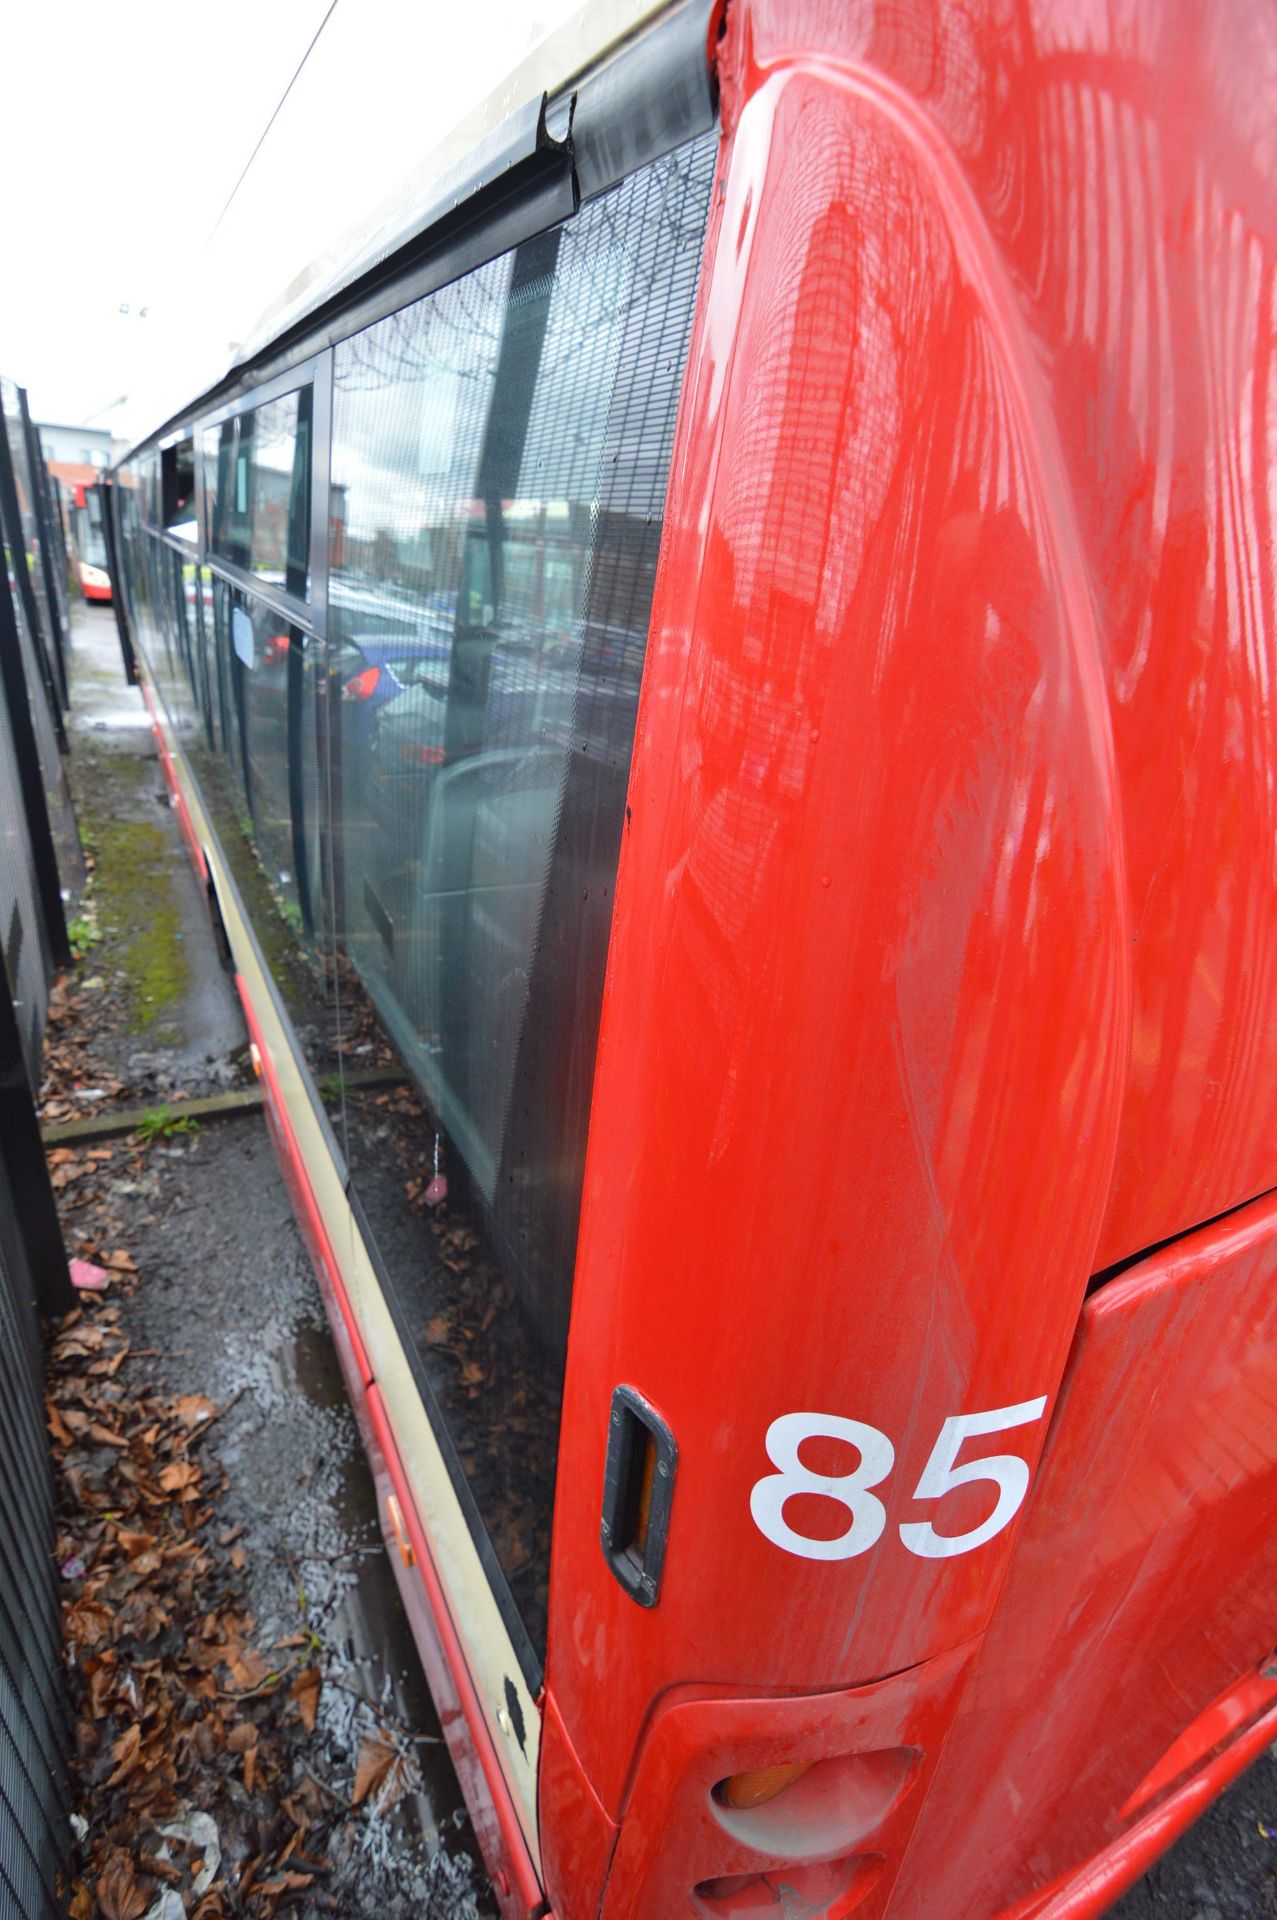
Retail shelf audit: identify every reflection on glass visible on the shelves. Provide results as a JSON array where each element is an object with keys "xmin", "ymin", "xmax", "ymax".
[
  {"xmin": 113, "ymin": 132, "xmax": 715, "ymax": 1665},
  {"xmin": 162, "ymin": 436, "xmax": 198, "ymax": 543},
  {"xmin": 72, "ymin": 490, "xmax": 109, "ymax": 569},
  {"xmin": 209, "ymin": 389, "xmax": 312, "ymax": 595},
  {"xmin": 328, "ymin": 133, "xmax": 717, "ymax": 1651},
  {"xmin": 201, "ymin": 425, "xmax": 219, "ymax": 552}
]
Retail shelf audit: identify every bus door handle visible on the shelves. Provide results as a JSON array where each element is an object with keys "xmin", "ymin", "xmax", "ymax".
[{"xmin": 600, "ymin": 1384, "xmax": 678, "ymax": 1607}]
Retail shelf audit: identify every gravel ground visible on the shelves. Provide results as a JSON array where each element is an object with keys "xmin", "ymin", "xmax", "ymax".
[{"xmin": 1109, "ymin": 1754, "xmax": 1277, "ymax": 1919}]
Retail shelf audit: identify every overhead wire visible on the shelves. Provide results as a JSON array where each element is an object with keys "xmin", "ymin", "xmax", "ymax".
[{"xmin": 205, "ymin": 0, "xmax": 342, "ymax": 243}]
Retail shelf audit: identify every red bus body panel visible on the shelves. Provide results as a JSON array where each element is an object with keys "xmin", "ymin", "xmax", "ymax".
[
  {"xmin": 542, "ymin": 2, "xmax": 1277, "ymax": 1915},
  {"xmin": 889, "ymin": 1188, "xmax": 1277, "ymax": 1917},
  {"xmin": 549, "ymin": 0, "xmax": 1130, "ymax": 1844}
]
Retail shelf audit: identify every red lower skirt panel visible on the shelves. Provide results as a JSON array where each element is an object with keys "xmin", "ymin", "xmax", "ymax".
[{"xmin": 1000, "ymin": 1693, "xmax": 1277, "ymax": 1919}]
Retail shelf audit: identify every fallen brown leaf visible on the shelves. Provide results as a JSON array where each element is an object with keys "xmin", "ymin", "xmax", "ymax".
[
  {"xmin": 158, "ymin": 1460, "xmax": 199, "ymax": 1493},
  {"xmin": 106, "ymin": 1723, "xmax": 141, "ymax": 1786},
  {"xmin": 116, "ymin": 1529, "xmax": 157, "ymax": 1559},
  {"xmin": 226, "ymin": 1648, "xmax": 269, "ymax": 1691},
  {"xmin": 172, "ymin": 1394, "xmax": 217, "ymax": 1430},
  {"xmin": 352, "ymin": 1734, "xmax": 396, "ymax": 1807},
  {"xmin": 96, "ymin": 1843, "xmax": 149, "ymax": 1920},
  {"xmin": 138, "ymin": 1852, "xmax": 182, "ymax": 1886},
  {"xmin": 292, "ymin": 1666, "xmax": 320, "ymax": 1735}
]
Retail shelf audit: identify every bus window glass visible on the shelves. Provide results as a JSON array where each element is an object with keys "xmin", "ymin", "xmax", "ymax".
[
  {"xmin": 231, "ymin": 594, "xmax": 314, "ymax": 938},
  {"xmin": 152, "ymin": 544, "xmax": 196, "ymax": 737},
  {"xmin": 161, "ymin": 435, "xmax": 197, "ymax": 541},
  {"xmin": 73, "ymin": 489, "xmax": 108, "ymax": 569},
  {"xmin": 201, "ymin": 424, "xmax": 219, "ymax": 552},
  {"xmin": 176, "ymin": 573, "xmax": 343, "ymax": 1099},
  {"xmin": 210, "ymin": 388, "xmax": 312, "ymax": 597},
  {"xmin": 327, "ymin": 130, "xmax": 717, "ymax": 1656}
]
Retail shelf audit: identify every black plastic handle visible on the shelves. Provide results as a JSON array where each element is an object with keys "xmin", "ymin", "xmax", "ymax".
[{"xmin": 600, "ymin": 1384, "xmax": 678, "ymax": 1608}]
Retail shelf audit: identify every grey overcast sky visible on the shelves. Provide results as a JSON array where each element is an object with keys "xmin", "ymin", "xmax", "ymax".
[{"xmin": 0, "ymin": 0, "xmax": 582, "ymax": 442}]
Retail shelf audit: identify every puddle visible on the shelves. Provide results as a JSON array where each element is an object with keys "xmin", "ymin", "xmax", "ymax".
[
  {"xmin": 119, "ymin": 1119, "xmax": 494, "ymax": 1914},
  {"xmin": 262, "ymin": 1321, "xmax": 467, "ymax": 1834}
]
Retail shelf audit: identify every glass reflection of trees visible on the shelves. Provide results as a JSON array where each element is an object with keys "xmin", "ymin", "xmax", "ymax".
[{"xmin": 318, "ymin": 135, "xmax": 717, "ymax": 1660}]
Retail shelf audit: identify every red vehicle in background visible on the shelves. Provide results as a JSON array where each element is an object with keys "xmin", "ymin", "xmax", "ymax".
[
  {"xmin": 50, "ymin": 467, "xmax": 111, "ymax": 600},
  {"xmin": 103, "ymin": 2, "xmax": 1277, "ymax": 1916}
]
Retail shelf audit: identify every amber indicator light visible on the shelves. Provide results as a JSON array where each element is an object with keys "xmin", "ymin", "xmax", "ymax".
[
  {"xmin": 717, "ymin": 1761, "xmax": 814, "ymax": 1810},
  {"xmin": 632, "ymin": 1426, "xmax": 658, "ymax": 1559}
]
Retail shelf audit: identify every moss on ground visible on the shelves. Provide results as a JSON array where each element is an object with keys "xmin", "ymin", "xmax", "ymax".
[{"xmin": 74, "ymin": 747, "xmax": 189, "ymax": 1032}]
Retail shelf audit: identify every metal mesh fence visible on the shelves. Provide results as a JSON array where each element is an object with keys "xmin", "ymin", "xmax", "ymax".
[
  {"xmin": 0, "ymin": 371, "xmax": 79, "ymax": 1918},
  {"xmin": 6, "ymin": 576, "xmax": 83, "ymax": 920},
  {"xmin": 0, "ymin": 658, "xmax": 52, "ymax": 1083},
  {"xmin": 0, "ymin": 1147, "xmax": 70, "ymax": 1920}
]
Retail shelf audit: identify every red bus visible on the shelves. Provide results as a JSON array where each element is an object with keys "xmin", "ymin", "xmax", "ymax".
[
  {"xmin": 50, "ymin": 468, "xmax": 112, "ymax": 601},
  {"xmin": 102, "ymin": 2, "xmax": 1277, "ymax": 1915}
]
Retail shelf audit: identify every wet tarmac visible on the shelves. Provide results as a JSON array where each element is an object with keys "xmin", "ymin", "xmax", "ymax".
[{"xmin": 63, "ymin": 603, "xmax": 493, "ymax": 1917}]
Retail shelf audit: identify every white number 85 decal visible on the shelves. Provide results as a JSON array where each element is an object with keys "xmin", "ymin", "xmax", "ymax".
[{"xmin": 749, "ymin": 1398, "xmax": 1048, "ymax": 1562}]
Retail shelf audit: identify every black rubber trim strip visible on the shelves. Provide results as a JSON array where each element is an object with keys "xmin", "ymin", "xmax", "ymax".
[
  {"xmin": 1086, "ymin": 1180, "xmax": 1277, "ymax": 1294},
  {"xmin": 569, "ymin": 0, "xmax": 719, "ymax": 202}
]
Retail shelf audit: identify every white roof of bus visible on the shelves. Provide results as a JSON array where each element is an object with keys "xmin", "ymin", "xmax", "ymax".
[
  {"xmin": 236, "ymin": 0, "xmax": 670, "ymax": 367},
  {"xmin": 126, "ymin": 0, "xmax": 669, "ymax": 445}
]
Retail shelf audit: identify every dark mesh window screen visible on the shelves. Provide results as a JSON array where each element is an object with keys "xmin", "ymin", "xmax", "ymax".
[
  {"xmin": 326, "ymin": 130, "xmax": 717, "ymax": 1649},
  {"xmin": 112, "ymin": 130, "xmax": 718, "ymax": 1663}
]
